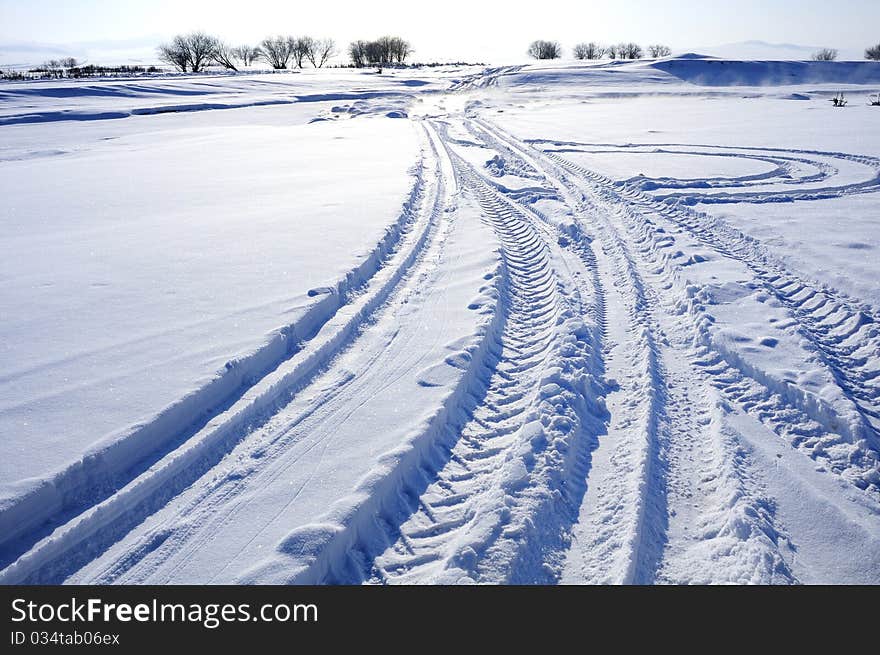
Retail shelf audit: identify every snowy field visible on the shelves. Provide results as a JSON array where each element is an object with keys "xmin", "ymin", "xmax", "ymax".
[{"xmin": 1, "ymin": 56, "xmax": 879, "ymax": 584}]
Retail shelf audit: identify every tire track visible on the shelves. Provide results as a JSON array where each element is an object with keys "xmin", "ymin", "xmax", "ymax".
[
  {"xmin": 545, "ymin": 148, "xmax": 880, "ymax": 458},
  {"xmin": 546, "ymin": 146, "xmax": 836, "ymax": 192},
  {"xmin": 370, "ymin": 170, "xmax": 562, "ymax": 583},
  {"xmin": 454, "ymin": 118, "xmax": 672, "ymax": 583},
  {"xmin": 531, "ymin": 140, "xmax": 880, "ymax": 202},
  {"xmin": 475, "ymin": 117, "xmax": 799, "ymax": 583},
  {"xmin": 343, "ymin": 129, "xmax": 607, "ymax": 584},
  {"xmin": 473, "ymin": 118, "xmax": 686, "ymax": 582},
  {"xmin": 0, "ymin": 122, "xmax": 456, "ymax": 584}
]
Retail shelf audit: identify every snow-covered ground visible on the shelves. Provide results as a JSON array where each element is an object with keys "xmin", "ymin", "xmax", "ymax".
[
  {"xmin": 1, "ymin": 57, "xmax": 879, "ymax": 584},
  {"xmin": 1, "ymin": 110, "xmax": 418, "ymax": 487},
  {"xmin": 0, "ymin": 68, "xmax": 457, "ymax": 124}
]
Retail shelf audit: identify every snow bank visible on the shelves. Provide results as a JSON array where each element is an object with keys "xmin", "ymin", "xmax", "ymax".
[
  {"xmin": 652, "ymin": 58, "xmax": 880, "ymax": 86},
  {"xmin": 0, "ymin": 68, "xmax": 469, "ymax": 126}
]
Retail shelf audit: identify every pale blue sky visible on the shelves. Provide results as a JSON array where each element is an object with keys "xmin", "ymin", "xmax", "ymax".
[{"xmin": 1, "ymin": 0, "xmax": 878, "ymax": 63}]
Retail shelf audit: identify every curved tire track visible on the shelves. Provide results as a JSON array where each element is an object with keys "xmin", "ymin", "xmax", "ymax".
[
  {"xmin": 0, "ymin": 122, "xmax": 455, "ymax": 584},
  {"xmin": 343, "ymin": 127, "xmax": 607, "ymax": 584},
  {"xmin": 544, "ymin": 147, "xmax": 880, "ymax": 458},
  {"xmin": 474, "ymin": 117, "xmax": 807, "ymax": 583}
]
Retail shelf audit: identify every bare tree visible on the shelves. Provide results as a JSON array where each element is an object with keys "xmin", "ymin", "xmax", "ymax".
[
  {"xmin": 158, "ymin": 35, "xmax": 191, "ymax": 72},
  {"xmin": 811, "ymin": 48, "xmax": 838, "ymax": 61},
  {"xmin": 307, "ymin": 38, "xmax": 337, "ymax": 67},
  {"xmin": 232, "ymin": 45, "xmax": 262, "ymax": 67},
  {"xmin": 292, "ymin": 36, "xmax": 314, "ymax": 68},
  {"xmin": 260, "ymin": 35, "xmax": 294, "ymax": 69},
  {"xmin": 41, "ymin": 59, "xmax": 63, "ymax": 78},
  {"xmin": 607, "ymin": 44, "xmax": 618, "ymax": 59},
  {"xmin": 389, "ymin": 36, "xmax": 412, "ymax": 64},
  {"xmin": 365, "ymin": 40, "xmax": 383, "ymax": 65},
  {"xmin": 375, "ymin": 36, "xmax": 400, "ymax": 64},
  {"xmin": 349, "ymin": 37, "xmax": 411, "ymax": 66},
  {"xmin": 615, "ymin": 42, "xmax": 642, "ymax": 59},
  {"xmin": 527, "ymin": 40, "xmax": 562, "ymax": 60},
  {"xmin": 573, "ymin": 42, "xmax": 604, "ymax": 60},
  {"xmin": 864, "ymin": 43, "xmax": 880, "ymax": 60},
  {"xmin": 648, "ymin": 44, "xmax": 671, "ymax": 58},
  {"xmin": 158, "ymin": 32, "xmax": 218, "ymax": 72},
  {"xmin": 349, "ymin": 40, "xmax": 368, "ymax": 67},
  {"xmin": 376, "ymin": 36, "xmax": 394, "ymax": 64},
  {"xmin": 184, "ymin": 32, "xmax": 218, "ymax": 72},
  {"xmin": 212, "ymin": 42, "xmax": 239, "ymax": 71},
  {"xmin": 60, "ymin": 57, "xmax": 79, "ymax": 68}
]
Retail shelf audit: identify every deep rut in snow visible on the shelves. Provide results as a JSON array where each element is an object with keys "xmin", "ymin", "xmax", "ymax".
[{"xmin": 355, "ymin": 133, "xmax": 605, "ymax": 584}]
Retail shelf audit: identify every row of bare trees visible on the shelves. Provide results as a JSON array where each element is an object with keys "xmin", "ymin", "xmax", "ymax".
[
  {"xmin": 44, "ymin": 57, "xmax": 80, "ymax": 70},
  {"xmin": 158, "ymin": 32, "xmax": 417, "ymax": 71},
  {"xmin": 571, "ymin": 42, "xmax": 603, "ymax": 60},
  {"xmin": 157, "ymin": 32, "xmax": 337, "ymax": 72},
  {"xmin": 571, "ymin": 43, "xmax": 880, "ymax": 62},
  {"xmin": 348, "ymin": 37, "xmax": 413, "ymax": 67},
  {"xmin": 573, "ymin": 42, "xmax": 670, "ymax": 60},
  {"xmin": 529, "ymin": 41, "xmax": 671, "ymax": 60},
  {"xmin": 28, "ymin": 57, "xmax": 82, "ymax": 78},
  {"xmin": 570, "ymin": 43, "xmax": 880, "ymax": 62},
  {"xmin": 257, "ymin": 35, "xmax": 337, "ymax": 69},
  {"xmin": 527, "ymin": 40, "xmax": 563, "ymax": 60}
]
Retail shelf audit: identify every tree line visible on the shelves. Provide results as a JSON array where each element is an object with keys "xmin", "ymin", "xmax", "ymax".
[
  {"xmin": 348, "ymin": 37, "xmax": 413, "ymax": 67},
  {"xmin": 531, "ymin": 39, "xmax": 880, "ymax": 62},
  {"xmin": 6, "ymin": 59, "xmax": 161, "ymax": 80},
  {"xmin": 7, "ymin": 32, "xmax": 877, "ymax": 81},
  {"xmin": 157, "ymin": 32, "xmax": 414, "ymax": 72},
  {"xmin": 528, "ymin": 40, "xmax": 671, "ymax": 60},
  {"xmin": 158, "ymin": 32, "xmax": 339, "ymax": 72}
]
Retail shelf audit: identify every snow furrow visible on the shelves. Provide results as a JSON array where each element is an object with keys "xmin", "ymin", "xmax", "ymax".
[
  {"xmin": 332, "ymin": 134, "xmax": 607, "ymax": 584},
  {"xmin": 471, "ymin": 119, "xmax": 674, "ymax": 582}
]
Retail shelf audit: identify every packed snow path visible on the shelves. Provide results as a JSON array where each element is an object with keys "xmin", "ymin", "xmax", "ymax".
[{"xmin": 1, "ymin": 63, "xmax": 879, "ymax": 584}]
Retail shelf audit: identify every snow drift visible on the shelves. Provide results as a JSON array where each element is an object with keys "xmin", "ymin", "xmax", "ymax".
[{"xmin": 652, "ymin": 57, "xmax": 880, "ymax": 86}]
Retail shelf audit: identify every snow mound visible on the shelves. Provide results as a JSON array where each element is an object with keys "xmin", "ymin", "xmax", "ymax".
[
  {"xmin": 652, "ymin": 59, "xmax": 880, "ymax": 86},
  {"xmin": 486, "ymin": 61, "xmax": 673, "ymax": 90},
  {"xmin": 674, "ymin": 53, "xmax": 716, "ymax": 60}
]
